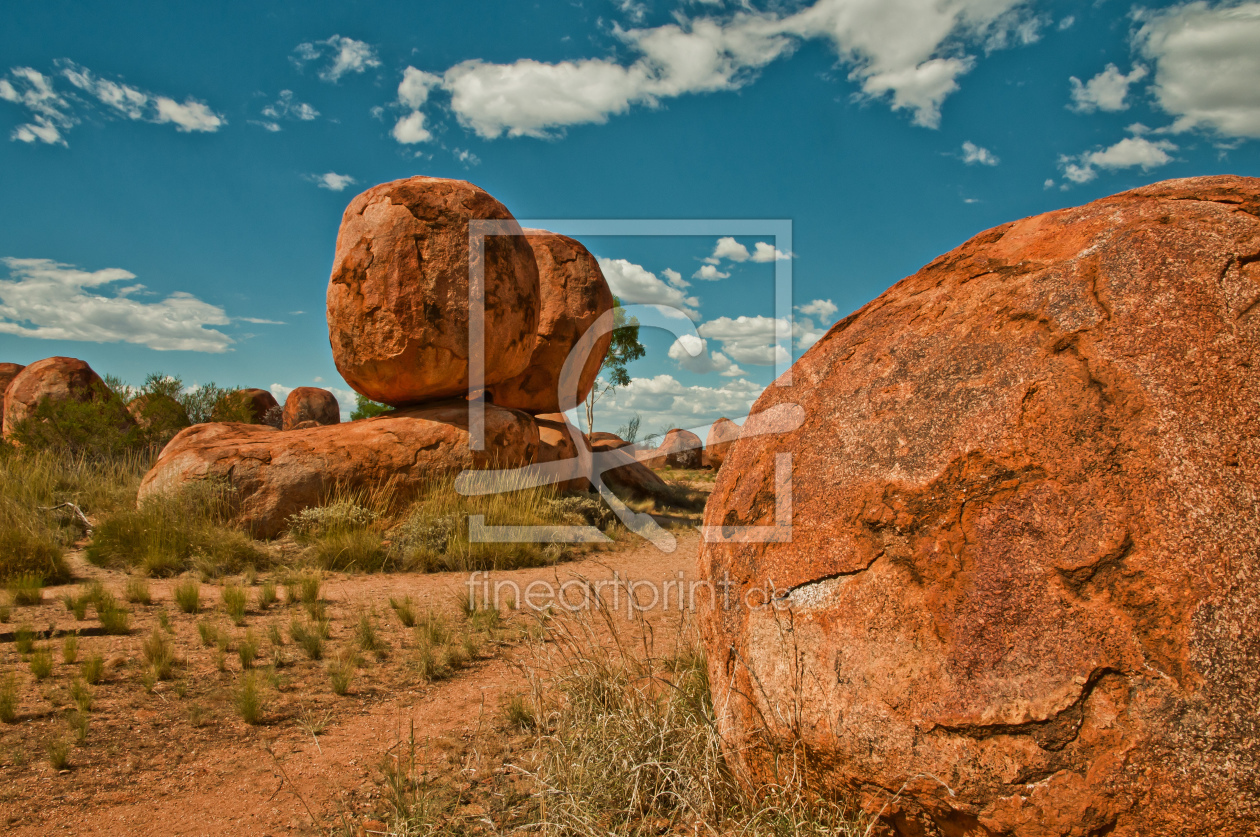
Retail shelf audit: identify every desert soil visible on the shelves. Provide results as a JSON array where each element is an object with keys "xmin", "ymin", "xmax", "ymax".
[{"xmin": 0, "ymin": 526, "xmax": 701, "ymax": 836}]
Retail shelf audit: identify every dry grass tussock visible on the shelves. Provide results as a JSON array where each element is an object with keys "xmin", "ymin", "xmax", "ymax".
[{"xmin": 382, "ymin": 593, "xmax": 867, "ymax": 837}]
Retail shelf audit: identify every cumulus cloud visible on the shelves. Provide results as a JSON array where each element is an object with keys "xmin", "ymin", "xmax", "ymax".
[
  {"xmin": 1059, "ymin": 135, "xmax": 1177, "ymax": 184},
  {"xmin": 692, "ymin": 264, "xmax": 731, "ymax": 280},
  {"xmin": 750, "ymin": 241, "xmax": 791, "ymax": 262},
  {"xmin": 662, "ymin": 268, "xmax": 688, "ymax": 288},
  {"xmin": 712, "ymin": 236, "xmax": 750, "ymax": 262},
  {"xmin": 1069, "ymin": 64, "xmax": 1147, "ymax": 113},
  {"xmin": 307, "ymin": 172, "xmax": 357, "ymax": 191},
  {"xmin": 698, "ymin": 315, "xmax": 792, "ymax": 365},
  {"xmin": 667, "ymin": 334, "xmax": 745, "ymax": 376},
  {"xmin": 595, "ymin": 373, "xmax": 764, "ymax": 433},
  {"xmin": 598, "ymin": 258, "xmax": 701, "ymax": 319},
  {"xmin": 796, "ymin": 298, "xmax": 838, "ymax": 319},
  {"xmin": 294, "ymin": 35, "xmax": 381, "ymax": 82},
  {"xmin": 61, "ymin": 62, "xmax": 225, "ymax": 133},
  {"xmin": 431, "ymin": 0, "xmax": 1034, "ymax": 138},
  {"xmin": 453, "ymin": 148, "xmax": 481, "ymax": 166},
  {"xmin": 0, "ymin": 258, "xmax": 233, "ymax": 352},
  {"xmin": 1136, "ymin": 1, "xmax": 1260, "ymax": 138},
  {"xmin": 961, "ymin": 140, "xmax": 999, "ymax": 165},
  {"xmin": 392, "ymin": 110, "xmax": 433, "ymax": 144}
]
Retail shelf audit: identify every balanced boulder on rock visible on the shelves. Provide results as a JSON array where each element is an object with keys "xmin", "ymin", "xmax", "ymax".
[
  {"xmin": 282, "ymin": 387, "xmax": 340, "ymax": 430},
  {"xmin": 138, "ymin": 400, "xmax": 540, "ymax": 538},
  {"xmin": 489, "ymin": 230, "xmax": 614, "ymax": 414},
  {"xmin": 326, "ymin": 176, "xmax": 540, "ymax": 406},
  {"xmin": 699, "ymin": 176, "xmax": 1260, "ymax": 836},
  {"xmin": 211, "ymin": 388, "xmax": 279, "ymax": 424}
]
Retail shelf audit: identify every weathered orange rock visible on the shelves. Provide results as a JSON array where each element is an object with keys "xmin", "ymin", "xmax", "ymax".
[
  {"xmin": 211, "ymin": 388, "xmax": 278, "ymax": 424},
  {"xmin": 637, "ymin": 428, "xmax": 703, "ymax": 470},
  {"xmin": 489, "ymin": 230, "xmax": 614, "ymax": 413},
  {"xmin": 2, "ymin": 356, "xmax": 116, "ymax": 437},
  {"xmin": 587, "ymin": 435, "xmax": 669, "ymax": 497},
  {"xmin": 138, "ymin": 400, "xmax": 539, "ymax": 538},
  {"xmin": 704, "ymin": 418, "xmax": 739, "ymax": 469},
  {"xmin": 0, "ymin": 362, "xmax": 23, "ymax": 397},
  {"xmin": 699, "ymin": 176, "xmax": 1260, "ymax": 836},
  {"xmin": 532, "ymin": 413, "xmax": 590, "ymax": 493},
  {"xmin": 588, "ymin": 431, "xmax": 632, "ymax": 449},
  {"xmin": 326, "ymin": 176, "xmax": 540, "ymax": 406},
  {"xmin": 282, "ymin": 387, "xmax": 340, "ymax": 430}
]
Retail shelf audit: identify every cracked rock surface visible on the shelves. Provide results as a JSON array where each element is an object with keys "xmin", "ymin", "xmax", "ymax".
[{"xmin": 698, "ymin": 175, "xmax": 1260, "ymax": 836}]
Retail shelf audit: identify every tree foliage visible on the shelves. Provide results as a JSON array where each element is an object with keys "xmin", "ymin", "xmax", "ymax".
[
  {"xmin": 350, "ymin": 394, "xmax": 391, "ymax": 421},
  {"xmin": 585, "ymin": 297, "xmax": 646, "ymax": 433}
]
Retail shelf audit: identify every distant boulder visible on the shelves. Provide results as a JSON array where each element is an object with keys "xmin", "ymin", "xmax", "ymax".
[
  {"xmin": 211, "ymin": 388, "xmax": 278, "ymax": 424},
  {"xmin": 282, "ymin": 387, "xmax": 340, "ymax": 430},
  {"xmin": 636, "ymin": 428, "xmax": 703, "ymax": 470},
  {"xmin": 2, "ymin": 357, "xmax": 126, "ymax": 438},
  {"xmin": 704, "ymin": 418, "xmax": 740, "ymax": 470}
]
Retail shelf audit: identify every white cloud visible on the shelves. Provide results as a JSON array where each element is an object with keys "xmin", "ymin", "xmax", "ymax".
[
  {"xmin": 697, "ymin": 315, "xmax": 791, "ymax": 365},
  {"xmin": 667, "ymin": 334, "xmax": 745, "ymax": 376},
  {"xmin": 796, "ymin": 298, "xmax": 838, "ymax": 319},
  {"xmin": 1136, "ymin": 1, "xmax": 1260, "ymax": 138},
  {"xmin": 712, "ymin": 236, "xmax": 750, "ymax": 262},
  {"xmin": 0, "ymin": 258, "xmax": 233, "ymax": 352},
  {"xmin": 453, "ymin": 148, "xmax": 481, "ymax": 166},
  {"xmin": 60, "ymin": 62, "xmax": 224, "ymax": 133},
  {"xmin": 398, "ymin": 67, "xmax": 442, "ymax": 109},
  {"xmin": 392, "ymin": 110, "xmax": 433, "ymax": 144},
  {"xmin": 259, "ymin": 89, "xmax": 319, "ymax": 130},
  {"xmin": 0, "ymin": 67, "xmax": 75, "ymax": 145},
  {"xmin": 662, "ymin": 268, "xmax": 688, "ymax": 288},
  {"xmin": 598, "ymin": 258, "xmax": 701, "ymax": 319},
  {"xmin": 692, "ymin": 264, "xmax": 731, "ymax": 280},
  {"xmin": 308, "ymin": 172, "xmax": 357, "ymax": 191},
  {"xmin": 1068, "ymin": 64, "xmax": 1147, "ymax": 113},
  {"xmin": 1058, "ymin": 16, "xmax": 1075, "ymax": 30},
  {"xmin": 294, "ymin": 35, "xmax": 381, "ymax": 82},
  {"xmin": 750, "ymin": 241, "xmax": 792, "ymax": 262},
  {"xmin": 436, "ymin": 0, "xmax": 1034, "ymax": 138},
  {"xmin": 961, "ymin": 140, "xmax": 999, "ymax": 165},
  {"xmin": 1059, "ymin": 135, "xmax": 1178, "ymax": 185},
  {"xmin": 594, "ymin": 373, "xmax": 764, "ymax": 433}
]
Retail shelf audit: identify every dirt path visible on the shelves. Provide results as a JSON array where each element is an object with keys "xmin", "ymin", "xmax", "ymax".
[{"xmin": 0, "ymin": 530, "xmax": 700, "ymax": 836}]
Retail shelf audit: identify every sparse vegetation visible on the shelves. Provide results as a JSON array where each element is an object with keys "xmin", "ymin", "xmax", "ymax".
[
  {"xmin": 7, "ymin": 572, "xmax": 43, "ymax": 605},
  {"xmin": 238, "ymin": 629, "xmax": 260, "ymax": 670},
  {"xmin": 46, "ymin": 738, "xmax": 71, "ymax": 771},
  {"xmin": 289, "ymin": 617, "xmax": 327, "ymax": 660},
  {"xmin": 0, "ymin": 673, "xmax": 18, "ymax": 722},
  {"xmin": 221, "ymin": 582, "xmax": 248, "ymax": 625},
  {"xmin": 15, "ymin": 623, "xmax": 36, "ymax": 654},
  {"xmin": 328, "ymin": 650, "xmax": 356, "ymax": 696},
  {"xmin": 124, "ymin": 576, "xmax": 152, "ymax": 605},
  {"xmin": 81, "ymin": 654, "xmax": 105, "ymax": 685},
  {"xmin": 174, "ymin": 578, "xmax": 201, "ymax": 613},
  {"xmin": 389, "ymin": 595, "xmax": 417, "ymax": 627},
  {"xmin": 257, "ymin": 580, "xmax": 277, "ymax": 610},
  {"xmin": 234, "ymin": 671, "xmax": 268, "ymax": 725},
  {"xmin": 142, "ymin": 626, "xmax": 176, "ymax": 680},
  {"xmin": 70, "ymin": 678, "xmax": 93, "ymax": 712},
  {"xmin": 95, "ymin": 593, "xmax": 131, "ymax": 635},
  {"xmin": 62, "ymin": 634, "xmax": 78, "ymax": 664}
]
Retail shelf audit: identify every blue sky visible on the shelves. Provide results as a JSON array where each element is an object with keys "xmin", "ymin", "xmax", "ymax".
[{"xmin": 2, "ymin": 0, "xmax": 1258, "ymax": 434}]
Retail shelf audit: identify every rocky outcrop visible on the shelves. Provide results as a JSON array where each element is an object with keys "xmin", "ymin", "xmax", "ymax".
[
  {"xmin": 282, "ymin": 387, "xmax": 340, "ymax": 430},
  {"xmin": 588, "ymin": 431, "xmax": 632, "ymax": 449},
  {"xmin": 637, "ymin": 428, "xmax": 703, "ymax": 470},
  {"xmin": 326, "ymin": 176, "xmax": 540, "ymax": 406},
  {"xmin": 698, "ymin": 176, "xmax": 1260, "ymax": 836},
  {"xmin": 533, "ymin": 413, "xmax": 591, "ymax": 492},
  {"xmin": 2, "ymin": 356, "xmax": 118, "ymax": 437},
  {"xmin": 211, "ymin": 388, "xmax": 278, "ymax": 424},
  {"xmin": 586, "ymin": 434, "xmax": 669, "ymax": 497},
  {"xmin": 704, "ymin": 418, "xmax": 740, "ymax": 470},
  {"xmin": 489, "ymin": 230, "xmax": 614, "ymax": 414},
  {"xmin": 138, "ymin": 401, "xmax": 540, "ymax": 538}
]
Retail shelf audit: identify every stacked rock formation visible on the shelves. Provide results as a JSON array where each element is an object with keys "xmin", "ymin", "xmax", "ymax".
[
  {"xmin": 141, "ymin": 175, "xmax": 665, "ymax": 533},
  {"xmin": 211, "ymin": 388, "xmax": 279, "ymax": 424},
  {"xmin": 698, "ymin": 176, "xmax": 1260, "ymax": 835},
  {"xmin": 489, "ymin": 230, "xmax": 615, "ymax": 413},
  {"xmin": 282, "ymin": 387, "xmax": 340, "ymax": 430}
]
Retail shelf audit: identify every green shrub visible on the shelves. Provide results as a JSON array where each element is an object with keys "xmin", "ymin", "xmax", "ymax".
[
  {"xmin": 7, "ymin": 381, "xmax": 139, "ymax": 459},
  {"xmin": 288, "ymin": 500, "xmax": 377, "ymax": 540},
  {"xmin": 62, "ymin": 634, "xmax": 78, "ymax": 664},
  {"xmin": 234, "ymin": 671, "xmax": 268, "ymax": 725},
  {"xmin": 328, "ymin": 650, "xmax": 356, "ymax": 696},
  {"xmin": 0, "ymin": 673, "xmax": 17, "ymax": 722},
  {"xmin": 0, "ymin": 529, "xmax": 68, "ymax": 587},
  {"xmin": 312, "ymin": 528, "xmax": 389, "ymax": 572},
  {"xmin": 95, "ymin": 594, "xmax": 131, "ymax": 635},
  {"xmin": 197, "ymin": 619, "xmax": 219, "ymax": 647},
  {"xmin": 257, "ymin": 580, "xmax": 277, "ymax": 610},
  {"xmin": 29, "ymin": 647, "xmax": 53, "ymax": 680},
  {"xmin": 81, "ymin": 654, "xmax": 105, "ymax": 685},
  {"xmin": 350, "ymin": 394, "xmax": 390, "ymax": 421},
  {"xmin": 174, "ymin": 579, "xmax": 201, "ymax": 613},
  {"xmin": 86, "ymin": 482, "xmax": 265, "ymax": 578},
  {"xmin": 46, "ymin": 737, "xmax": 71, "ymax": 770},
  {"xmin": 142, "ymin": 626, "xmax": 175, "ymax": 680},
  {"xmin": 70, "ymin": 678, "xmax": 93, "ymax": 712},
  {"xmin": 221, "ymin": 583, "xmax": 247, "ymax": 625},
  {"xmin": 237, "ymin": 629, "xmax": 260, "ymax": 670},
  {"xmin": 389, "ymin": 595, "xmax": 417, "ymax": 627},
  {"xmin": 15, "ymin": 623, "xmax": 36, "ymax": 654},
  {"xmin": 289, "ymin": 618, "xmax": 327, "ymax": 660},
  {"xmin": 123, "ymin": 576, "xmax": 152, "ymax": 605},
  {"xmin": 7, "ymin": 571, "xmax": 45, "ymax": 605}
]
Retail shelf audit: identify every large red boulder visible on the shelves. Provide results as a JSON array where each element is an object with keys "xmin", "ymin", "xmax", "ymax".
[
  {"xmin": 282, "ymin": 387, "xmax": 340, "ymax": 430},
  {"xmin": 326, "ymin": 176, "xmax": 540, "ymax": 406},
  {"xmin": 211, "ymin": 388, "xmax": 279, "ymax": 425},
  {"xmin": 588, "ymin": 434, "xmax": 670, "ymax": 497},
  {"xmin": 699, "ymin": 176, "xmax": 1260, "ymax": 835},
  {"xmin": 704, "ymin": 417, "xmax": 740, "ymax": 470},
  {"xmin": 489, "ymin": 230, "xmax": 614, "ymax": 414},
  {"xmin": 2, "ymin": 357, "xmax": 115, "ymax": 437},
  {"xmin": 138, "ymin": 400, "xmax": 540, "ymax": 538},
  {"xmin": 533, "ymin": 413, "xmax": 591, "ymax": 493},
  {"xmin": 637, "ymin": 428, "xmax": 703, "ymax": 470}
]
